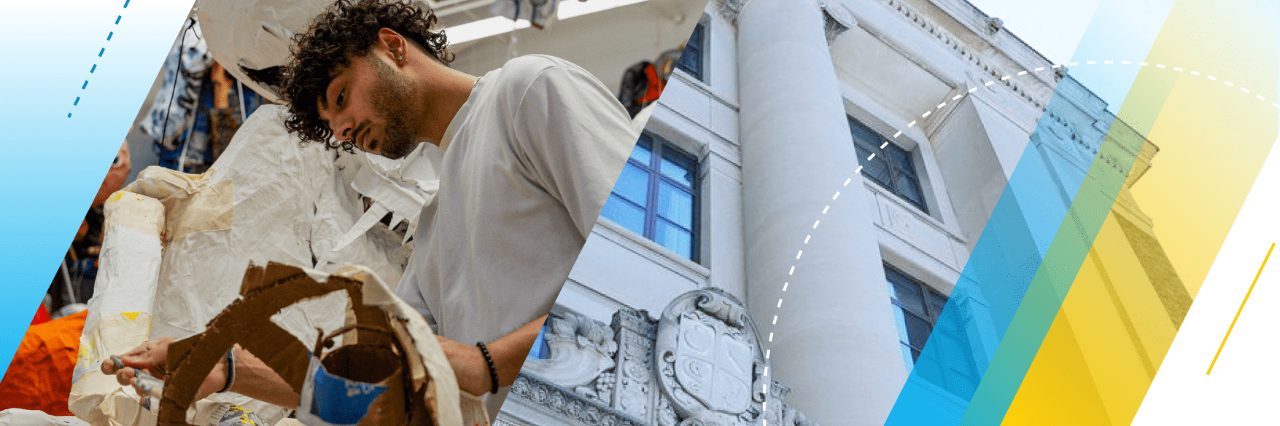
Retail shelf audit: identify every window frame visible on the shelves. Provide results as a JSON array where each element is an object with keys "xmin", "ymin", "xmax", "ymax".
[
  {"xmin": 886, "ymin": 265, "xmax": 945, "ymax": 362},
  {"xmin": 848, "ymin": 116, "xmax": 928, "ymax": 213},
  {"xmin": 603, "ymin": 133, "xmax": 702, "ymax": 262},
  {"xmin": 885, "ymin": 264, "xmax": 979, "ymax": 399},
  {"xmin": 676, "ymin": 17, "xmax": 708, "ymax": 82}
]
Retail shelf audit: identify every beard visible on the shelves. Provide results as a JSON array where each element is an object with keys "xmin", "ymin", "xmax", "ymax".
[{"xmin": 368, "ymin": 58, "xmax": 421, "ymax": 160}]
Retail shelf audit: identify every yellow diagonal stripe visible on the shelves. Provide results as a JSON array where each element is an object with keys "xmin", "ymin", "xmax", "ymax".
[
  {"xmin": 1002, "ymin": 0, "xmax": 1277, "ymax": 424},
  {"xmin": 1206, "ymin": 242, "xmax": 1274, "ymax": 375}
]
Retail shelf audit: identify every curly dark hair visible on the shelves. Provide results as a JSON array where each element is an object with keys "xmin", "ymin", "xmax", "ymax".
[{"xmin": 280, "ymin": 0, "xmax": 454, "ymax": 150}]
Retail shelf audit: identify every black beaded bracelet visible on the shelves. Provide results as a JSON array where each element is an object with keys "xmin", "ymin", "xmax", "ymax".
[
  {"xmin": 217, "ymin": 349, "xmax": 235, "ymax": 393},
  {"xmin": 476, "ymin": 342, "xmax": 498, "ymax": 395}
]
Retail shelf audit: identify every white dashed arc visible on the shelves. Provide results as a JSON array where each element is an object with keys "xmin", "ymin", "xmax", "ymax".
[{"xmin": 755, "ymin": 60, "xmax": 1277, "ymax": 424}]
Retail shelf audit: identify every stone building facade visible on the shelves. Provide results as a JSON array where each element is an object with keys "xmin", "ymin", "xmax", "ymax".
[{"xmin": 492, "ymin": 0, "xmax": 1185, "ymax": 425}]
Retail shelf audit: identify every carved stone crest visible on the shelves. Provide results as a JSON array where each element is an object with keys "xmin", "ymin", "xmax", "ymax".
[
  {"xmin": 502, "ymin": 294, "xmax": 814, "ymax": 426},
  {"xmin": 655, "ymin": 289, "xmax": 766, "ymax": 425}
]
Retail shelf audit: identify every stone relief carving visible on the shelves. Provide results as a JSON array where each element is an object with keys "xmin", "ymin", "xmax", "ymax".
[
  {"xmin": 520, "ymin": 311, "xmax": 618, "ymax": 390},
  {"xmin": 984, "ymin": 17, "xmax": 1003, "ymax": 35},
  {"xmin": 612, "ymin": 307, "xmax": 657, "ymax": 420},
  {"xmin": 504, "ymin": 290, "xmax": 815, "ymax": 426},
  {"xmin": 576, "ymin": 371, "xmax": 616, "ymax": 405},
  {"xmin": 712, "ymin": 0, "xmax": 747, "ymax": 26},
  {"xmin": 764, "ymin": 381, "xmax": 815, "ymax": 426},
  {"xmin": 655, "ymin": 289, "xmax": 766, "ymax": 425},
  {"xmin": 656, "ymin": 396, "xmax": 679, "ymax": 426}
]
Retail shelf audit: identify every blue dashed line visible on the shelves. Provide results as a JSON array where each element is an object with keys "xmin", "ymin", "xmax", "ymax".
[
  {"xmin": 122, "ymin": 0, "xmax": 129, "ymax": 8},
  {"xmin": 72, "ymin": 12, "xmax": 126, "ymax": 117}
]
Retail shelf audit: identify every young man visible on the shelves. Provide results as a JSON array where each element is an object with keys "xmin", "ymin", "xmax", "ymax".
[{"xmin": 105, "ymin": 0, "xmax": 638, "ymax": 415}]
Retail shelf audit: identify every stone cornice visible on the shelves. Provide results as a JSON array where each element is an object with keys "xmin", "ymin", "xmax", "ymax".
[
  {"xmin": 871, "ymin": 0, "xmax": 1056, "ymax": 110},
  {"xmin": 717, "ymin": 0, "xmax": 1061, "ymax": 112},
  {"xmin": 509, "ymin": 374, "xmax": 649, "ymax": 426}
]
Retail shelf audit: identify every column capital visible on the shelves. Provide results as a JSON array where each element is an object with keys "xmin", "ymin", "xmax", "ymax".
[{"xmin": 711, "ymin": 0, "xmax": 747, "ymax": 26}]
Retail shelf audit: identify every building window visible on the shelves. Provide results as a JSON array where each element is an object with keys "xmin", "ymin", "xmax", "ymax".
[
  {"xmin": 849, "ymin": 117, "xmax": 927, "ymax": 212},
  {"xmin": 676, "ymin": 19, "xmax": 706, "ymax": 81},
  {"xmin": 601, "ymin": 134, "xmax": 699, "ymax": 261},
  {"xmin": 885, "ymin": 265, "xmax": 978, "ymax": 399}
]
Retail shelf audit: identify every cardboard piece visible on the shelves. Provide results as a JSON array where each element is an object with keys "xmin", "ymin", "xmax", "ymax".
[{"xmin": 159, "ymin": 262, "xmax": 477, "ymax": 426}]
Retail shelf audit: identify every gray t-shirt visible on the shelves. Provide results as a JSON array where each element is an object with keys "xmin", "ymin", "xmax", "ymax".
[{"xmin": 395, "ymin": 54, "xmax": 637, "ymax": 410}]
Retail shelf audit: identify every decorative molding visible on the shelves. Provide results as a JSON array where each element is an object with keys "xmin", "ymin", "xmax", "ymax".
[
  {"xmin": 875, "ymin": 0, "xmax": 1055, "ymax": 110},
  {"xmin": 612, "ymin": 308, "xmax": 658, "ymax": 421},
  {"xmin": 1038, "ymin": 109, "xmax": 1099, "ymax": 166},
  {"xmin": 983, "ymin": 16, "xmax": 1003, "ymax": 35},
  {"xmin": 712, "ymin": 0, "xmax": 747, "ymax": 27},
  {"xmin": 510, "ymin": 375, "xmax": 648, "ymax": 426},
  {"xmin": 822, "ymin": 8, "xmax": 852, "ymax": 43},
  {"xmin": 820, "ymin": 1, "xmax": 856, "ymax": 43},
  {"xmin": 508, "ymin": 293, "xmax": 815, "ymax": 426}
]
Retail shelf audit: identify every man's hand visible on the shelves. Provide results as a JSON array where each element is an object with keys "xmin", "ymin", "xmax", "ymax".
[
  {"xmin": 435, "ymin": 316, "xmax": 547, "ymax": 396},
  {"xmin": 101, "ymin": 337, "xmax": 228, "ymax": 402},
  {"xmin": 434, "ymin": 335, "xmax": 490, "ymax": 396}
]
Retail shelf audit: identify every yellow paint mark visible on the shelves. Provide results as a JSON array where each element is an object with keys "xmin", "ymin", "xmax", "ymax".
[
  {"xmin": 121, "ymin": 312, "xmax": 141, "ymax": 321},
  {"xmin": 1207, "ymin": 242, "xmax": 1274, "ymax": 375}
]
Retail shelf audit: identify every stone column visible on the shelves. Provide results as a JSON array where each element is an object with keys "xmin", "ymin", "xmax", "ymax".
[{"xmin": 737, "ymin": 0, "xmax": 907, "ymax": 424}]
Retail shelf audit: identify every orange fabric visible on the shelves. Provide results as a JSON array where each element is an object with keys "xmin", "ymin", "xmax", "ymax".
[
  {"xmin": 639, "ymin": 64, "xmax": 665, "ymax": 104},
  {"xmin": 32, "ymin": 305, "xmax": 51, "ymax": 326},
  {"xmin": 0, "ymin": 310, "xmax": 88, "ymax": 415}
]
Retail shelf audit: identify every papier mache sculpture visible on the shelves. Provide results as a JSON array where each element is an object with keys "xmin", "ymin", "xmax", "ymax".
[
  {"xmin": 156, "ymin": 262, "xmax": 482, "ymax": 426},
  {"xmin": 69, "ymin": 104, "xmax": 449, "ymax": 426}
]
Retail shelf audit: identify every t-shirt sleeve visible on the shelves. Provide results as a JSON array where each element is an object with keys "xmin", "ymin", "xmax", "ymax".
[{"xmin": 511, "ymin": 62, "xmax": 640, "ymax": 238}]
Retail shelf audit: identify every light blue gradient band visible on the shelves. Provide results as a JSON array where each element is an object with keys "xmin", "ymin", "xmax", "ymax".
[{"xmin": 0, "ymin": 0, "xmax": 194, "ymax": 379}]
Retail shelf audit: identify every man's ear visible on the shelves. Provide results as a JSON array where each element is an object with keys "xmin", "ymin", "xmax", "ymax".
[{"xmin": 377, "ymin": 28, "xmax": 406, "ymax": 61}]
